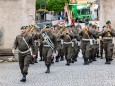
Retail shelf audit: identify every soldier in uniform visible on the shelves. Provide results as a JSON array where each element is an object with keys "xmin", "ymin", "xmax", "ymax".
[
  {"xmin": 54, "ymin": 26, "xmax": 64, "ymax": 62},
  {"xmin": 32, "ymin": 27, "xmax": 40, "ymax": 63},
  {"xmin": 12, "ymin": 26, "xmax": 35, "ymax": 82},
  {"xmin": 79, "ymin": 23, "xmax": 96, "ymax": 65},
  {"xmin": 101, "ymin": 21, "xmax": 115, "ymax": 64},
  {"xmin": 60, "ymin": 25, "xmax": 74, "ymax": 66},
  {"xmin": 91, "ymin": 25, "xmax": 99, "ymax": 61},
  {"xmin": 41, "ymin": 25, "xmax": 57, "ymax": 73},
  {"xmin": 71, "ymin": 25, "xmax": 80, "ymax": 62}
]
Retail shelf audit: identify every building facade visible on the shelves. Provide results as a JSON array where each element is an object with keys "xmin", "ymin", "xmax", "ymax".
[
  {"xmin": 0, "ymin": 0, "xmax": 35, "ymax": 49},
  {"xmin": 99, "ymin": 0, "xmax": 115, "ymax": 29}
]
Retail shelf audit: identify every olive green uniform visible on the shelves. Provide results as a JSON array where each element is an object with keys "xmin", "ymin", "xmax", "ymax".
[
  {"xmin": 79, "ymin": 29, "xmax": 96, "ymax": 65},
  {"xmin": 13, "ymin": 34, "xmax": 35, "ymax": 75},
  {"xmin": 71, "ymin": 29, "xmax": 81, "ymax": 62},
  {"xmin": 101, "ymin": 28, "xmax": 115, "ymax": 64},
  {"xmin": 40, "ymin": 31, "xmax": 57, "ymax": 73},
  {"xmin": 61, "ymin": 31, "xmax": 74, "ymax": 65}
]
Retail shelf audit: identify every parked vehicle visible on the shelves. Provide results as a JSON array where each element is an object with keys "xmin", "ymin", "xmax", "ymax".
[{"xmin": 37, "ymin": 22, "xmax": 52, "ymax": 30}]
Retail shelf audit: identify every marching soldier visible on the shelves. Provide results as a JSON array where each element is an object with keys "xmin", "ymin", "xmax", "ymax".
[
  {"xmin": 40, "ymin": 25, "xmax": 57, "ymax": 73},
  {"xmin": 79, "ymin": 22, "xmax": 96, "ymax": 65},
  {"xmin": 12, "ymin": 26, "xmax": 35, "ymax": 82},
  {"xmin": 71, "ymin": 25, "xmax": 81, "ymax": 62},
  {"xmin": 91, "ymin": 25, "xmax": 99, "ymax": 61},
  {"xmin": 54, "ymin": 26, "xmax": 64, "ymax": 62},
  {"xmin": 60, "ymin": 25, "xmax": 74, "ymax": 66},
  {"xmin": 88, "ymin": 23, "xmax": 95, "ymax": 63},
  {"xmin": 32, "ymin": 32, "xmax": 39, "ymax": 63},
  {"xmin": 101, "ymin": 21, "xmax": 115, "ymax": 64}
]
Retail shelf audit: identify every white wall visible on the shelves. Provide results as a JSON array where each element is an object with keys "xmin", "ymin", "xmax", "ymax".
[
  {"xmin": 0, "ymin": 0, "xmax": 35, "ymax": 49},
  {"xmin": 100, "ymin": 0, "xmax": 115, "ymax": 29}
]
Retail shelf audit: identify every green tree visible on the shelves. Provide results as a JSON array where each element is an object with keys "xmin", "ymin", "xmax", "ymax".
[
  {"xmin": 36, "ymin": 0, "xmax": 70, "ymax": 12},
  {"xmin": 47, "ymin": 0, "xmax": 69, "ymax": 12},
  {"xmin": 36, "ymin": 0, "xmax": 46, "ymax": 10}
]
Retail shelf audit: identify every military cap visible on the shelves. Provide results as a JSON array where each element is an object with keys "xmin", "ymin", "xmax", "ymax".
[
  {"xmin": 31, "ymin": 25, "xmax": 34, "ymax": 26},
  {"xmin": 60, "ymin": 26, "xmax": 63, "ymax": 28},
  {"xmin": 106, "ymin": 21, "xmax": 111, "ymax": 24},
  {"xmin": 89, "ymin": 23, "xmax": 92, "ymax": 26},
  {"xmin": 92, "ymin": 25, "xmax": 96, "ymax": 29},
  {"xmin": 102, "ymin": 26, "xmax": 106, "ymax": 28},
  {"xmin": 21, "ymin": 26, "xmax": 26, "ymax": 29},
  {"xmin": 85, "ymin": 22, "xmax": 89, "ymax": 25},
  {"xmin": 45, "ymin": 24, "xmax": 51, "ymax": 28}
]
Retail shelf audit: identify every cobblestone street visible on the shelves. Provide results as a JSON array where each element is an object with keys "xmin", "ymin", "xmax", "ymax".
[{"xmin": 1, "ymin": 52, "xmax": 115, "ymax": 86}]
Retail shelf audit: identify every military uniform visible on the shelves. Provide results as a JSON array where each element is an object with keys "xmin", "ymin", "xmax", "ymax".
[
  {"xmin": 55, "ymin": 26, "xmax": 64, "ymax": 62},
  {"xmin": 60, "ymin": 26, "xmax": 74, "ymax": 66},
  {"xmin": 101, "ymin": 22, "xmax": 115, "ymax": 64},
  {"xmin": 90, "ymin": 25, "xmax": 99, "ymax": 62},
  {"xmin": 40, "ymin": 26, "xmax": 57, "ymax": 73},
  {"xmin": 79, "ymin": 23, "xmax": 96, "ymax": 65},
  {"xmin": 71, "ymin": 26, "xmax": 81, "ymax": 62},
  {"xmin": 13, "ymin": 26, "xmax": 35, "ymax": 82}
]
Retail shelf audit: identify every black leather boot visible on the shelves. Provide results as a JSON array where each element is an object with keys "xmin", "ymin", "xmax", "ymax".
[
  {"xmin": 55, "ymin": 56, "xmax": 59, "ymax": 62},
  {"xmin": 93, "ymin": 57, "xmax": 97, "ymax": 61},
  {"xmin": 39, "ymin": 57, "xmax": 43, "ymax": 61},
  {"xmin": 105, "ymin": 58, "xmax": 110, "ymax": 64},
  {"xmin": 29, "ymin": 59, "xmax": 34, "ymax": 64},
  {"xmin": 89, "ymin": 57, "xmax": 93, "ymax": 63},
  {"xmin": 20, "ymin": 74, "xmax": 26, "ymax": 82},
  {"xmin": 66, "ymin": 59, "xmax": 70, "ymax": 66},
  {"xmin": 34, "ymin": 58, "xmax": 38, "ymax": 63},
  {"xmin": 60, "ymin": 56, "xmax": 64, "ymax": 61},
  {"xmin": 45, "ymin": 64, "xmax": 50, "ymax": 73},
  {"xmin": 100, "ymin": 55, "xmax": 103, "ymax": 59},
  {"xmin": 51, "ymin": 57, "xmax": 54, "ymax": 64},
  {"xmin": 71, "ymin": 58, "xmax": 74, "ymax": 63},
  {"xmin": 83, "ymin": 59, "xmax": 89, "ymax": 65}
]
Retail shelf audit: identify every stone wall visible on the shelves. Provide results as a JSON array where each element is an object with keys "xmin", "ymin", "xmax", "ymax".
[
  {"xmin": 0, "ymin": 0, "xmax": 35, "ymax": 49},
  {"xmin": 99, "ymin": 0, "xmax": 115, "ymax": 29},
  {"xmin": 99, "ymin": 0, "xmax": 115, "ymax": 57}
]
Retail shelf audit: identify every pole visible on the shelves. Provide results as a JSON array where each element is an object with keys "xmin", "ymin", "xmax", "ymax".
[
  {"xmin": 40, "ymin": 0, "xmax": 42, "ymax": 8},
  {"xmin": 44, "ymin": 0, "xmax": 46, "ymax": 22}
]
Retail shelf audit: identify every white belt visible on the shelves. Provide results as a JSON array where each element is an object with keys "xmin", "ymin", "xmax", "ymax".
[
  {"xmin": 82, "ymin": 39, "xmax": 91, "ymax": 41},
  {"xmin": 103, "ymin": 37, "xmax": 113, "ymax": 39},
  {"xmin": 82, "ymin": 39, "xmax": 94, "ymax": 45},
  {"xmin": 64, "ymin": 42, "xmax": 73, "ymax": 44},
  {"xmin": 18, "ymin": 48, "xmax": 30, "ymax": 54},
  {"xmin": 44, "ymin": 45, "xmax": 50, "ymax": 47},
  {"xmin": 64, "ymin": 41, "xmax": 74, "ymax": 47}
]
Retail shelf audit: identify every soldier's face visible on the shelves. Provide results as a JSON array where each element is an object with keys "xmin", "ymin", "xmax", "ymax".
[
  {"xmin": 108, "ymin": 23, "xmax": 111, "ymax": 26},
  {"xmin": 46, "ymin": 28, "xmax": 51, "ymax": 32},
  {"xmin": 21, "ymin": 29, "xmax": 26, "ymax": 34},
  {"xmin": 86, "ymin": 25, "xmax": 89, "ymax": 28}
]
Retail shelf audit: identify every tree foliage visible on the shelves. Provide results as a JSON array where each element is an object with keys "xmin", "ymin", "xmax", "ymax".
[{"xmin": 36, "ymin": 0, "xmax": 70, "ymax": 12}]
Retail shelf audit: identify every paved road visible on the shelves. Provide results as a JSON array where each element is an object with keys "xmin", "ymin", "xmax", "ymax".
[{"xmin": 0, "ymin": 52, "xmax": 115, "ymax": 86}]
